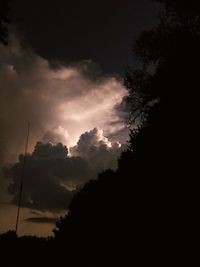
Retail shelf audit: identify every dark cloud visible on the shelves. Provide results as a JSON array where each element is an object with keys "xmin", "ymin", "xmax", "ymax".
[
  {"xmin": 107, "ymin": 128, "xmax": 129, "ymax": 146},
  {"xmin": 5, "ymin": 142, "xmax": 92, "ymax": 211},
  {"xmin": 24, "ymin": 217, "xmax": 58, "ymax": 224},
  {"xmin": 4, "ymin": 129, "xmax": 124, "ymax": 211},
  {"xmin": 32, "ymin": 142, "xmax": 68, "ymax": 160},
  {"xmin": 10, "ymin": 0, "xmax": 161, "ymax": 73}
]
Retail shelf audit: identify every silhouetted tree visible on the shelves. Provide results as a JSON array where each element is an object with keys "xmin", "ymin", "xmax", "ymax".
[
  {"xmin": 0, "ymin": 0, "xmax": 11, "ymax": 45},
  {"xmin": 124, "ymin": 0, "xmax": 200, "ymax": 241},
  {"xmin": 53, "ymin": 0, "xmax": 200, "ymax": 246}
]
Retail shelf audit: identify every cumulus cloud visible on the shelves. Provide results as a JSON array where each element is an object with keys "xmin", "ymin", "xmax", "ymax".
[
  {"xmin": 4, "ymin": 142, "xmax": 93, "ymax": 211},
  {"xmin": 71, "ymin": 128, "xmax": 124, "ymax": 172},
  {"xmin": 4, "ymin": 128, "xmax": 124, "ymax": 211},
  {"xmin": 0, "ymin": 35, "xmax": 128, "ymax": 165},
  {"xmin": 0, "ymin": 34, "xmax": 129, "ymax": 217},
  {"xmin": 32, "ymin": 141, "xmax": 68, "ymax": 160}
]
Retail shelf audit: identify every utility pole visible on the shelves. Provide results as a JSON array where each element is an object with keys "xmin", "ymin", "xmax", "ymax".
[{"xmin": 15, "ymin": 122, "xmax": 30, "ymax": 236}]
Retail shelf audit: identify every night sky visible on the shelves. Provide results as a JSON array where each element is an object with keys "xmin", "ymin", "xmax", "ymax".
[
  {"xmin": 11, "ymin": 0, "xmax": 160, "ymax": 73},
  {"xmin": 0, "ymin": 0, "xmax": 161, "ymax": 236}
]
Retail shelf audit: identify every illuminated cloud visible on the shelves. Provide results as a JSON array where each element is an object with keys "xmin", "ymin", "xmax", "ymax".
[
  {"xmin": 0, "ymin": 35, "xmax": 128, "ymax": 234},
  {"xmin": 42, "ymin": 126, "xmax": 69, "ymax": 145},
  {"xmin": 71, "ymin": 128, "xmax": 124, "ymax": 172},
  {"xmin": 0, "ymin": 35, "xmax": 128, "ymax": 164}
]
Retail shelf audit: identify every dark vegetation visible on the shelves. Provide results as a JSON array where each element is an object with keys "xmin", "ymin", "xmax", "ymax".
[
  {"xmin": 1, "ymin": 0, "xmax": 200, "ymax": 265},
  {"xmin": 0, "ymin": 0, "xmax": 11, "ymax": 45}
]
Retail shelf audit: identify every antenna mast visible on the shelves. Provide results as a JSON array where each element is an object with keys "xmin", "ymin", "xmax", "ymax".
[{"xmin": 15, "ymin": 122, "xmax": 30, "ymax": 235}]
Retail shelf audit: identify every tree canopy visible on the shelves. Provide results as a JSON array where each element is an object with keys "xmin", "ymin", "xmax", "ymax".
[
  {"xmin": 0, "ymin": 0, "xmax": 11, "ymax": 45},
  {"xmin": 54, "ymin": 0, "xmax": 200, "ymax": 245}
]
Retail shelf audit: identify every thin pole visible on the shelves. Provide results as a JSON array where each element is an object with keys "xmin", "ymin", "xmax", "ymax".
[{"xmin": 15, "ymin": 122, "xmax": 30, "ymax": 236}]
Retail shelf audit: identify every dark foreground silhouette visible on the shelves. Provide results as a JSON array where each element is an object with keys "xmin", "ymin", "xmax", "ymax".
[
  {"xmin": 53, "ymin": 0, "xmax": 200, "ymax": 248},
  {"xmin": 0, "ymin": 229, "xmax": 199, "ymax": 266},
  {"xmin": 1, "ymin": 0, "xmax": 200, "ymax": 266}
]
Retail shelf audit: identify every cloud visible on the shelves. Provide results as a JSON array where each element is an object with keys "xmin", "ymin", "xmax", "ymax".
[
  {"xmin": 32, "ymin": 141, "xmax": 68, "ymax": 160},
  {"xmin": 4, "ymin": 142, "xmax": 94, "ymax": 211},
  {"xmin": 70, "ymin": 128, "xmax": 124, "ymax": 172},
  {"xmin": 4, "ymin": 127, "xmax": 124, "ymax": 212},
  {"xmin": 24, "ymin": 217, "xmax": 58, "ymax": 224},
  {"xmin": 0, "ymin": 205, "xmax": 59, "ymax": 236},
  {"xmin": 0, "ymin": 34, "xmax": 128, "ymax": 165},
  {"xmin": 0, "ymin": 34, "xmax": 128, "ymax": 217}
]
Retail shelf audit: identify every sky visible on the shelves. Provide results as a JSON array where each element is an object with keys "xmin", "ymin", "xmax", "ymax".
[
  {"xmin": 10, "ymin": 0, "xmax": 161, "ymax": 73},
  {"xmin": 0, "ymin": 0, "xmax": 161, "ymax": 236}
]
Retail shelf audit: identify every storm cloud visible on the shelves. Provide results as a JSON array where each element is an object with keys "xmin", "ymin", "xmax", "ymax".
[
  {"xmin": 71, "ymin": 128, "xmax": 124, "ymax": 172},
  {"xmin": 0, "ymin": 34, "xmax": 128, "ymax": 216},
  {"xmin": 4, "ymin": 128, "xmax": 124, "ymax": 211},
  {"xmin": 24, "ymin": 217, "xmax": 59, "ymax": 224},
  {"xmin": 5, "ymin": 142, "xmax": 90, "ymax": 211},
  {"xmin": 0, "ymin": 34, "xmax": 128, "ymax": 165}
]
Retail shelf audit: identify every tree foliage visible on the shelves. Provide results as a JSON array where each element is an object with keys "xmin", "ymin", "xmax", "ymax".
[
  {"xmin": 54, "ymin": 0, "xmax": 200, "ymax": 244},
  {"xmin": 0, "ymin": 0, "xmax": 11, "ymax": 45}
]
